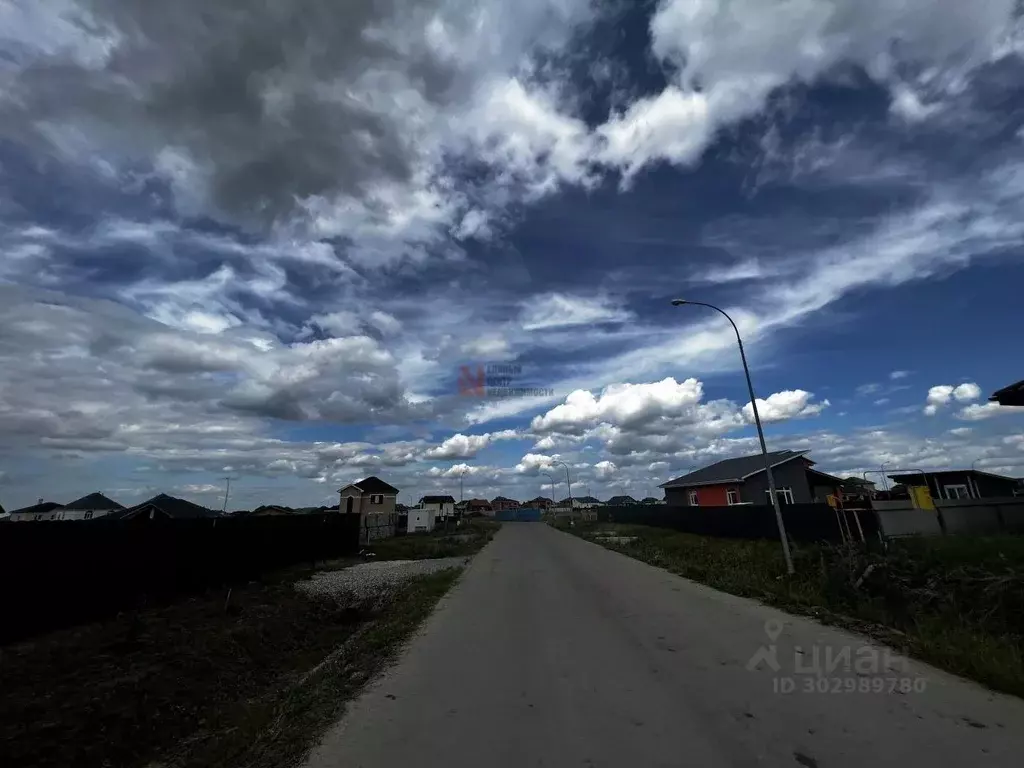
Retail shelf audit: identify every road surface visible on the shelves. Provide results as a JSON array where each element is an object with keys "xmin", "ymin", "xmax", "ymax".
[{"xmin": 305, "ymin": 524, "xmax": 1024, "ymax": 768}]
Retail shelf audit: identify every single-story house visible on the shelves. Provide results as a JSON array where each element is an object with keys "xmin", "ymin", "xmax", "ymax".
[
  {"xmin": 989, "ymin": 379, "xmax": 1024, "ymax": 406},
  {"xmin": 606, "ymin": 495, "xmax": 638, "ymax": 506},
  {"xmin": 524, "ymin": 496, "xmax": 553, "ymax": 510},
  {"xmin": 660, "ymin": 450, "xmax": 843, "ymax": 507},
  {"xmin": 420, "ymin": 495, "xmax": 456, "ymax": 519},
  {"xmin": 338, "ymin": 476, "xmax": 400, "ymax": 516},
  {"xmin": 640, "ymin": 497, "xmax": 663, "ymax": 505},
  {"xmin": 407, "ymin": 506, "xmax": 437, "ymax": 533},
  {"xmin": 110, "ymin": 494, "xmax": 218, "ymax": 521},
  {"xmin": 58, "ymin": 492, "xmax": 124, "ymax": 521},
  {"xmin": 490, "ymin": 496, "xmax": 520, "ymax": 512},
  {"xmin": 887, "ymin": 469, "xmax": 1020, "ymax": 500},
  {"xmin": 840, "ymin": 477, "xmax": 877, "ymax": 501},
  {"xmin": 8, "ymin": 500, "xmax": 65, "ymax": 522}
]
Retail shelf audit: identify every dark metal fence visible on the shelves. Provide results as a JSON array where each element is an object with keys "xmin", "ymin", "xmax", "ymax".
[
  {"xmin": 0, "ymin": 514, "xmax": 362, "ymax": 643},
  {"xmin": 594, "ymin": 503, "xmax": 879, "ymax": 543}
]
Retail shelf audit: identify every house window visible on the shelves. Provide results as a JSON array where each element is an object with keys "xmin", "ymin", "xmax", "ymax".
[
  {"xmin": 944, "ymin": 484, "xmax": 970, "ymax": 500},
  {"xmin": 84, "ymin": 511, "xmax": 94, "ymax": 520},
  {"xmin": 726, "ymin": 489, "xmax": 739, "ymax": 505},
  {"xmin": 370, "ymin": 494, "xmax": 383, "ymax": 505},
  {"xmin": 766, "ymin": 487, "xmax": 795, "ymax": 505},
  {"xmin": 688, "ymin": 490, "xmax": 699, "ymax": 506}
]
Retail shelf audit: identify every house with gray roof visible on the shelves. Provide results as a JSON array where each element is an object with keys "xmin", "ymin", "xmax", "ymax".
[{"xmin": 659, "ymin": 450, "xmax": 843, "ymax": 508}]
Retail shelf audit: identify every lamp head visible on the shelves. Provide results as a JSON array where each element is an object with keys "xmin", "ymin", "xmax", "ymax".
[{"xmin": 670, "ymin": 299, "xmax": 688, "ymax": 306}]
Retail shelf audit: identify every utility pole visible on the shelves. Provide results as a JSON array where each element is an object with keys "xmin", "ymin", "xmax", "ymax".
[{"xmin": 221, "ymin": 476, "xmax": 237, "ymax": 513}]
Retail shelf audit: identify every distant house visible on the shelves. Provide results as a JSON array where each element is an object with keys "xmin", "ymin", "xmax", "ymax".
[
  {"xmin": 490, "ymin": 496, "xmax": 519, "ymax": 512},
  {"xmin": 606, "ymin": 495, "xmax": 638, "ymax": 506},
  {"xmin": 463, "ymin": 498, "xmax": 493, "ymax": 516},
  {"xmin": 245, "ymin": 505, "xmax": 295, "ymax": 516},
  {"xmin": 8, "ymin": 500, "xmax": 65, "ymax": 522},
  {"xmin": 640, "ymin": 497, "xmax": 663, "ymax": 505},
  {"xmin": 338, "ymin": 476, "xmax": 400, "ymax": 544},
  {"xmin": 660, "ymin": 450, "xmax": 843, "ymax": 507},
  {"xmin": 840, "ymin": 477, "xmax": 877, "ymax": 501},
  {"xmin": 58, "ymin": 492, "xmax": 124, "ymax": 521},
  {"xmin": 111, "ymin": 494, "xmax": 218, "ymax": 521},
  {"xmin": 420, "ymin": 495, "xmax": 456, "ymax": 520},
  {"xmin": 524, "ymin": 496, "xmax": 553, "ymax": 510},
  {"xmin": 887, "ymin": 469, "xmax": 1020, "ymax": 501},
  {"xmin": 338, "ymin": 476, "xmax": 400, "ymax": 516}
]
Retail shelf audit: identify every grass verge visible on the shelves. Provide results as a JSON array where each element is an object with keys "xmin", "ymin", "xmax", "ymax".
[
  {"xmin": 366, "ymin": 518, "xmax": 501, "ymax": 561},
  {"xmin": 1, "ymin": 567, "xmax": 461, "ymax": 768},
  {"xmin": 566, "ymin": 522, "xmax": 1024, "ymax": 698}
]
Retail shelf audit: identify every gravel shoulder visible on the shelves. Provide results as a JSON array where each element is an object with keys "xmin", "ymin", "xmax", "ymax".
[{"xmin": 296, "ymin": 557, "xmax": 469, "ymax": 602}]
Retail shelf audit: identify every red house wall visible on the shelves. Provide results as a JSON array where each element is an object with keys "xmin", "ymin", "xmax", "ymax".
[{"xmin": 695, "ymin": 485, "xmax": 731, "ymax": 506}]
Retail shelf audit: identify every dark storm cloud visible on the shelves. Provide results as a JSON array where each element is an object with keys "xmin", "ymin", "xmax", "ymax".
[{"xmin": 2, "ymin": 0, "xmax": 465, "ymax": 229}]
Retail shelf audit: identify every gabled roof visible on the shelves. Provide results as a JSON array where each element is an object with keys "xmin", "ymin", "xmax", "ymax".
[
  {"xmin": 11, "ymin": 501, "xmax": 64, "ymax": 515},
  {"xmin": 842, "ymin": 477, "xmax": 876, "ymax": 487},
  {"xmin": 888, "ymin": 469, "xmax": 1019, "ymax": 484},
  {"xmin": 525, "ymin": 496, "xmax": 552, "ymax": 504},
  {"xmin": 465, "ymin": 498, "xmax": 492, "ymax": 507},
  {"xmin": 114, "ymin": 494, "xmax": 218, "ymax": 520},
  {"xmin": 421, "ymin": 495, "xmax": 455, "ymax": 504},
  {"xmin": 491, "ymin": 496, "xmax": 519, "ymax": 503},
  {"xmin": 660, "ymin": 450, "xmax": 809, "ymax": 488},
  {"xmin": 340, "ymin": 476, "xmax": 400, "ymax": 495},
  {"xmin": 575, "ymin": 495, "xmax": 601, "ymax": 503},
  {"xmin": 63, "ymin": 492, "xmax": 124, "ymax": 512},
  {"xmin": 606, "ymin": 495, "xmax": 638, "ymax": 504},
  {"xmin": 990, "ymin": 379, "xmax": 1024, "ymax": 406}
]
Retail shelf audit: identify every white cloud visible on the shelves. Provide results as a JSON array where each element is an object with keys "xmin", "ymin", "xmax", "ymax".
[
  {"xmin": 532, "ymin": 378, "xmax": 706, "ymax": 434},
  {"xmin": 924, "ymin": 385, "xmax": 955, "ymax": 415},
  {"xmin": 742, "ymin": 390, "xmax": 829, "ymax": 424},
  {"xmin": 924, "ymin": 382, "xmax": 982, "ymax": 414},
  {"xmin": 890, "ymin": 370, "xmax": 911, "ymax": 380},
  {"xmin": 593, "ymin": 460, "xmax": 617, "ymax": 479},
  {"xmin": 957, "ymin": 402, "xmax": 1016, "ymax": 421},
  {"xmin": 423, "ymin": 430, "xmax": 519, "ymax": 459},
  {"xmin": 519, "ymin": 293, "xmax": 632, "ymax": 331},
  {"xmin": 953, "ymin": 382, "xmax": 982, "ymax": 401}
]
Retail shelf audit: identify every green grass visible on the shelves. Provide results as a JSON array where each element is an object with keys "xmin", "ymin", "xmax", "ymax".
[
  {"xmin": 367, "ymin": 518, "xmax": 501, "ymax": 561},
  {"xmin": 1, "ymin": 566, "xmax": 463, "ymax": 768},
  {"xmin": 573, "ymin": 523, "xmax": 1024, "ymax": 698}
]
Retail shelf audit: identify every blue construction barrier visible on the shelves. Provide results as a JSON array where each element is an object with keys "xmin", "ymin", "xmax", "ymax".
[{"xmin": 494, "ymin": 507, "xmax": 542, "ymax": 522}]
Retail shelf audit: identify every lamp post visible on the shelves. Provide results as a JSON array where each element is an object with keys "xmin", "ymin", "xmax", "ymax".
[
  {"xmin": 671, "ymin": 299, "xmax": 794, "ymax": 575},
  {"xmin": 553, "ymin": 459, "xmax": 573, "ymax": 520},
  {"xmin": 542, "ymin": 471, "xmax": 556, "ymax": 512}
]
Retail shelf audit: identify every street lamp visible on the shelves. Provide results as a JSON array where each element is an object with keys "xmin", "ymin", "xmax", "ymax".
[
  {"xmin": 553, "ymin": 459, "xmax": 573, "ymax": 517},
  {"xmin": 542, "ymin": 471, "xmax": 556, "ymax": 510},
  {"xmin": 671, "ymin": 299, "xmax": 795, "ymax": 575}
]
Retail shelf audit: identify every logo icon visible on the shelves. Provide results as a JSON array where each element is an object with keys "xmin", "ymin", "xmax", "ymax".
[
  {"xmin": 746, "ymin": 618, "xmax": 784, "ymax": 672},
  {"xmin": 458, "ymin": 365, "xmax": 486, "ymax": 397}
]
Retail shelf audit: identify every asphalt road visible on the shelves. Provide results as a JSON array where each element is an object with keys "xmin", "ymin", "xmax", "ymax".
[{"xmin": 305, "ymin": 524, "xmax": 1024, "ymax": 768}]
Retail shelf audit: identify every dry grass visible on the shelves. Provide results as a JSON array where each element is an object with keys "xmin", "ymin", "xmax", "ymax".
[{"xmin": 1, "ymin": 566, "xmax": 462, "ymax": 768}]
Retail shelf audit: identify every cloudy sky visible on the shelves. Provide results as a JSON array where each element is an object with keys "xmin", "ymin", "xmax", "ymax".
[{"xmin": 1, "ymin": 0, "xmax": 1023, "ymax": 510}]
